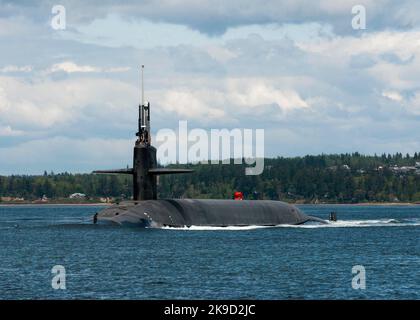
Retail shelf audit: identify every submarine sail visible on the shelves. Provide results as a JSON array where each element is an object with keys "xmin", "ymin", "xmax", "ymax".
[{"xmin": 93, "ymin": 65, "xmax": 193, "ymax": 201}]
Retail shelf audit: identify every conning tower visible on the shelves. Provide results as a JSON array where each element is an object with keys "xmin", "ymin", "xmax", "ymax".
[{"xmin": 94, "ymin": 65, "xmax": 192, "ymax": 200}]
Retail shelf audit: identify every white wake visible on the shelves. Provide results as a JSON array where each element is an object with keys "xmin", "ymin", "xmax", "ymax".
[
  {"xmin": 160, "ymin": 218, "xmax": 420, "ymax": 230},
  {"xmin": 278, "ymin": 218, "xmax": 420, "ymax": 229}
]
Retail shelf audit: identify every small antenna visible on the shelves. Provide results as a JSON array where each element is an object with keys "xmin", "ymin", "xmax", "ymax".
[{"xmin": 141, "ymin": 65, "xmax": 144, "ymax": 106}]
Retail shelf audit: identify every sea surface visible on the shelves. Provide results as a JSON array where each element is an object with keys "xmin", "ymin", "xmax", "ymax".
[{"xmin": 0, "ymin": 204, "xmax": 419, "ymax": 299}]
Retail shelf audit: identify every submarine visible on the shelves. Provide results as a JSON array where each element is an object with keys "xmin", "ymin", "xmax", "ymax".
[{"xmin": 93, "ymin": 66, "xmax": 325, "ymax": 228}]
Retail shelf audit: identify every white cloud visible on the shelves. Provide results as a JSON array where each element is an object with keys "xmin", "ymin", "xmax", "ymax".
[
  {"xmin": 49, "ymin": 61, "xmax": 100, "ymax": 73},
  {"xmin": 160, "ymin": 89, "xmax": 226, "ymax": 121},
  {"xmin": 296, "ymin": 30, "xmax": 420, "ymax": 61},
  {"xmin": 226, "ymin": 79, "xmax": 309, "ymax": 111},
  {"xmin": 382, "ymin": 90, "xmax": 403, "ymax": 102},
  {"xmin": 0, "ymin": 76, "xmax": 137, "ymax": 129},
  {"xmin": 157, "ymin": 78, "xmax": 308, "ymax": 124},
  {"xmin": 0, "ymin": 65, "xmax": 32, "ymax": 73},
  {"xmin": 47, "ymin": 61, "xmax": 131, "ymax": 74},
  {"xmin": 380, "ymin": 90, "xmax": 420, "ymax": 116}
]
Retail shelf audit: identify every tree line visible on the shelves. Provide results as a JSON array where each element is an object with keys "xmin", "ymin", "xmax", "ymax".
[{"xmin": 1, "ymin": 152, "xmax": 420, "ymax": 203}]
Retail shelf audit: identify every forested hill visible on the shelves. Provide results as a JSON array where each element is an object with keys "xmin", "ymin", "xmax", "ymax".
[{"xmin": 1, "ymin": 153, "xmax": 420, "ymax": 203}]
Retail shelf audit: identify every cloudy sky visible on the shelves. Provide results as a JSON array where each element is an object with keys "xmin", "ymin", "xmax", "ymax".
[{"xmin": 1, "ymin": 0, "xmax": 420, "ymax": 174}]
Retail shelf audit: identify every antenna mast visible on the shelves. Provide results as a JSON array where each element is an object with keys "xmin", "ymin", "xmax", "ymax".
[
  {"xmin": 136, "ymin": 65, "xmax": 150, "ymax": 145},
  {"xmin": 141, "ymin": 65, "xmax": 144, "ymax": 106}
]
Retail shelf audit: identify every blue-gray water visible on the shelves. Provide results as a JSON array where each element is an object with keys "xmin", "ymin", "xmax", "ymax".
[{"xmin": 0, "ymin": 204, "xmax": 419, "ymax": 299}]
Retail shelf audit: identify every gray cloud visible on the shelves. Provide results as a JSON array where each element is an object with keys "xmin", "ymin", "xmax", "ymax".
[{"xmin": 1, "ymin": 0, "xmax": 420, "ymax": 35}]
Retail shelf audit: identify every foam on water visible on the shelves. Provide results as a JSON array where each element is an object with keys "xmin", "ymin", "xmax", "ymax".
[
  {"xmin": 161, "ymin": 225, "xmax": 274, "ymax": 231},
  {"xmin": 159, "ymin": 218, "xmax": 420, "ymax": 230},
  {"xmin": 279, "ymin": 217, "xmax": 420, "ymax": 228}
]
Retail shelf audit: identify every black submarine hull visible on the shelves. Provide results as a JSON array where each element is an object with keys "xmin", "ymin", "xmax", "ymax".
[
  {"xmin": 96, "ymin": 199, "xmax": 324, "ymax": 227},
  {"xmin": 93, "ymin": 68, "xmax": 327, "ymax": 228}
]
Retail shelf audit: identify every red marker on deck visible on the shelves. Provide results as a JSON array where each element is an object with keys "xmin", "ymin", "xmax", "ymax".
[{"xmin": 234, "ymin": 192, "xmax": 244, "ymax": 200}]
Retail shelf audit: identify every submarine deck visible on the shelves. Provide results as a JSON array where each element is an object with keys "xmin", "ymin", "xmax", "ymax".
[{"xmin": 96, "ymin": 199, "xmax": 315, "ymax": 227}]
